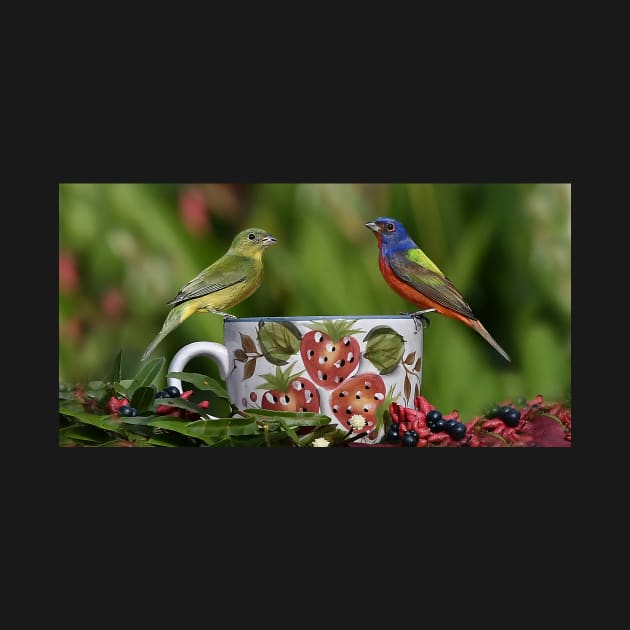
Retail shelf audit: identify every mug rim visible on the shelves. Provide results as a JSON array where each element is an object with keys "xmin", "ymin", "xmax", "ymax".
[{"xmin": 226, "ymin": 314, "xmax": 420, "ymax": 323}]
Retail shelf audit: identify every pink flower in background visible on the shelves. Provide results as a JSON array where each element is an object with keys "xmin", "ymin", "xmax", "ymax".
[
  {"xmin": 59, "ymin": 251, "xmax": 79, "ymax": 294},
  {"xmin": 60, "ymin": 316, "xmax": 82, "ymax": 343},
  {"xmin": 101, "ymin": 288, "xmax": 125, "ymax": 319},
  {"xmin": 179, "ymin": 187, "xmax": 209, "ymax": 236}
]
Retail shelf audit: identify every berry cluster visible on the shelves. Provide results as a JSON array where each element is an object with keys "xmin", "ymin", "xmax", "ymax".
[
  {"xmin": 105, "ymin": 385, "xmax": 211, "ymax": 420},
  {"xmin": 465, "ymin": 394, "xmax": 571, "ymax": 446},
  {"xmin": 375, "ymin": 393, "xmax": 571, "ymax": 447},
  {"xmin": 484, "ymin": 405, "xmax": 521, "ymax": 427},
  {"xmin": 384, "ymin": 396, "xmax": 470, "ymax": 447}
]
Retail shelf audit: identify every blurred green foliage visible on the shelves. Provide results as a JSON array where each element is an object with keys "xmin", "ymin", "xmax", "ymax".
[{"xmin": 59, "ymin": 183, "xmax": 571, "ymax": 420}]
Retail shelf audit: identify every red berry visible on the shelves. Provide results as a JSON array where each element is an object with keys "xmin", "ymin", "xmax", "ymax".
[{"xmin": 108, "ymin": 396, "xmax": 130, "ymax": 415}]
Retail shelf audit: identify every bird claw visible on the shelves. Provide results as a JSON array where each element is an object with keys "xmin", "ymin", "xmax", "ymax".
[
  {"xmin": 401, "ymin": 310, "xmax": 434, "ymax": 330},
  {"xmin": 210, "ymin": 308, "xmax": 237, "ymax": 320}
]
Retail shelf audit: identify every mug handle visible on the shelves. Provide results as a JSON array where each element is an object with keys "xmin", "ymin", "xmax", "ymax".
[{"xmin": 166, "ymin": 341, "xmax": 230, "ymax": 420}]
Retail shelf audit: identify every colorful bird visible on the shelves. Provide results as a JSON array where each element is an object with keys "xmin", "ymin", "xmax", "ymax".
[
  {"xmin": 141, "ymin": 228, "xmax": 277, "ymax": 361},
  {"xmin": 365, "ymin": 217, "xmax": 511, "ymax": 362}
]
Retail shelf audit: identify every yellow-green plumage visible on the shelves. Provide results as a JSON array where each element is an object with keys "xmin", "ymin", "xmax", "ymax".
[
  {"xmin": 405, "ymin": 248, "xmax": 445, "ymax": 276},
  {"xmin": 141, "ymin": 228, "xmax": 277, "ymax": 361}
]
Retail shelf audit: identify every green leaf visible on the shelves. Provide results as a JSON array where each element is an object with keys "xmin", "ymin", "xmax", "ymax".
[
  {"xmin": 363, "ymin": 326, "xmax": 405, "ymax": 374},
  {"xmin": 277, "ymin": 418, "xmax": 301, "ymax": 445},
  {"xmin": 59, "ymin": 407, "xmax": 126, "ymax": 435},
  {"xmin": 240, "ymin": 408, "xmax": 332, "ymax": 427},
  {"xmin": 257, "ymin": 320, "xmax": 302, "ymax": 365},
  {"xmin": 305, "ymin": 320, "xmax": 364, "ymax": 342},
  {"xmin": 127, "ymin": 357, "xmax": 165, "ymax": 399},
  {"xmin": 108, "ymin": 349, "xmax": 124, "ymax": 384},
  {"xmin": 375, "ymin": 386, "xmax": 398, "ymax": 436},
  {"xmin": 152, "ymin": 397, "xmax": 210, "ymax": 414},
  {"xmin": 120, "ymin": 414, "xmax": 157, "ymax": 426},
  {"xmin": 256, "ymin": 363, "xmax": 305, "ymax": 392},
  {"xmin": 298, "ymin": 424, "xmax": 340, "ymax": 446},
  {"xmin": 131, "ymin": 386, "xmax": 158, "ymax": 412},
  {"xmin": 126, "ymin": 434, "xmax": 152, "ymax": 446},
  {"xmin": 148, "ymin": 433, "xmax": 197, "ymax": 447},
  {"xmin": 148, "ymin": 416, "xmax": 259, "ymax": 442},
  {"xmin": 125, "ymin": 424, "xmax": 155, "ymax": 439},
  {"xmin": 206, "ymin": 436, "xmax": 235, "ymax": 447},
  {"xmin": 113, "ymin": 379, "xmax": 134, "ymax": 397},
  {"xmin": 59, "ymin": 424, "xmax": 110, "ymax": 443},
  {"xmin": 59, "ymin": 432, "xmax": 76, "ymax": 447},
  {"xmin": 167, "ymin": 371, "xmax": 229, "ymax": 399}
]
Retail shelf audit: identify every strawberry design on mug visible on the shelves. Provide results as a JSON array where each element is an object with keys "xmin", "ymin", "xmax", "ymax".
[
  {"xmin": 299, "ymin": 320, "xmax": 364, "ymax": 389},
  {"xmin": 329, "ymin": 373, "xmax": 387, "ymax": 431},
  {"xmin": 258, "ymin": 363, "xmax": 321, "ymax": 413}
]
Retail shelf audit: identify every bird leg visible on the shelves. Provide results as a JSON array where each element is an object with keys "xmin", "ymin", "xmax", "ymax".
[
  {"xmin": 400, "ymin": 309, "xmax": 435, "ymax": 330},
  {"xmin": 209, "ymin": 308, "xmax": 237, "ymax": 320}
]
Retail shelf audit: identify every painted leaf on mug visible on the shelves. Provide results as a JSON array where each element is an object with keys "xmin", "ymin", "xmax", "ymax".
[
  {"xmin": 400, "ymin": 350, "xmax": 422, "ymax": 406},
  {"xmin": 240, "ymin": 333, "xmax": 258, "ymax": 355},
  {"xmin": 244, "ymin": 359, "xmax": 257, "ymax": 380},
  {"xmin": 234, "ymin": 333, "xmax": 263, "ymax": 377},
  {"xmin": 363, "ymin": 326, "xmax": 405, "ymax": 375},
  {"xmin": 257, "ymin": 320, "xmax": 302, "ymax": 366}
]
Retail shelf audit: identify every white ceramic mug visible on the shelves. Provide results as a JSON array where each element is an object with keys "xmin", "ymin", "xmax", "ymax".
[{"xmin": 167, "ymin": 314, "xmax": 425, "ymax": 443}]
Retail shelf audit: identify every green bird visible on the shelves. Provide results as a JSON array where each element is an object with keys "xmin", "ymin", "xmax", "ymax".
[{"xmin": 141, "ymin": 228, "xmax": 277, "ymax": 361}]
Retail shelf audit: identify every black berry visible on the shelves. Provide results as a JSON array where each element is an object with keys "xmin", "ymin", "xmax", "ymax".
[
  {"xmin": 502, "ymin": 408, "xmax": 521, "ymax": 427},
  {"xmin": 155, "ymin": 390, "xmax": 168, "ymax": 398},
  {"xmin": 485, "ymin": 405, "xmax": 501, "ymax": 419},
  {"xmin": 430, "ymin": 418, "xmax": 447, "ymax": 433},
  {"xmin": 447, "ymin": 422, "xmax": 467, "ymax": 441},
  {"xmin": 385, "ymin": 426, "xmax": 400, "ymax": 441},
  {"xmin": 402, "ymin": 432, "xmax": 418, "ymax": 447},
  {"xmin": 498, "ymin": 406, "xmax": 513, "ymax": 419},
  {"xmin": 118, "ymin": 405, "xmax": 136, "ymax": 417},
  {"xmin": 444, "ymin": 419, "xmax": 459, "ymax": 432},
  {"xmin": 164, "ymin": 386, "xmax": 181, "ymax": 398},
  {"xmin": 425, "ymin": 409, "xmax": 442, "ymax": 424}
]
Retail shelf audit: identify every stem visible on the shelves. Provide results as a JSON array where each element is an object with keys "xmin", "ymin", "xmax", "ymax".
[
  {"xmin": 263, "ymin": 423, "xmax": 271, "ymax": 447},
  {"xmin": 481, "ymin": 430, "xmax": 510, "ymax": 445},
  {"xmin": 332, "ymin": 430, "xmax": 368, "ymax": 446}
]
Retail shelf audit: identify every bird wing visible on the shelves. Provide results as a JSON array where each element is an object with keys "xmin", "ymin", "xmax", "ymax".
[
  {"xmin": 166, "ymin": 255, "xmax": 252, "ymax": 306},
  {"xmin": 388, "ymin": 249, "xmax": 477, "ymax": 320}
]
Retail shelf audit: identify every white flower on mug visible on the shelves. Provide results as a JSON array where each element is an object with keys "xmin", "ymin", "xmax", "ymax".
[
  {"xmin": 349, "ymin": 414, "xmax": 367, "ymax": 431},
  {"xmin": 312, "ymin": 437, "xmax": 331, "ymax": 447}
]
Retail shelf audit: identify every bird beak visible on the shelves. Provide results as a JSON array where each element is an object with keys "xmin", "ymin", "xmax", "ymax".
[
  {"xmin": 365, "ymin": 222, "xmax": 380, "ymax": 233},
  {"xmin": 262, "ymin": 234, "xmax": 278, "ymax": 247}
]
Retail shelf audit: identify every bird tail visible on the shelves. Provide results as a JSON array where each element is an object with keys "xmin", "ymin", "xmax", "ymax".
[
  {"xmin": 141, "ymin": 303, "xmax": 196, "ymax": 362},
  {"xmin": 468, "ymin": 319, "xmax": 511, "ymax": 363}
]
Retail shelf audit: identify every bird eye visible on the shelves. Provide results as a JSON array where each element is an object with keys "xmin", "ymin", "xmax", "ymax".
[
  {"xmin": 248, "ymin": 233, "xmax": 256, "ymax": 241},
  {"xmin": 386, "ymin": 223, "xmax": 395, "ymax": 232}
]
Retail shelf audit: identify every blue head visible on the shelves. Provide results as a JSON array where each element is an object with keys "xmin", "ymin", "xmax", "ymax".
[{"xmin": 365, "ymin": 217, "xmax": 418, "ymax": 255}]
